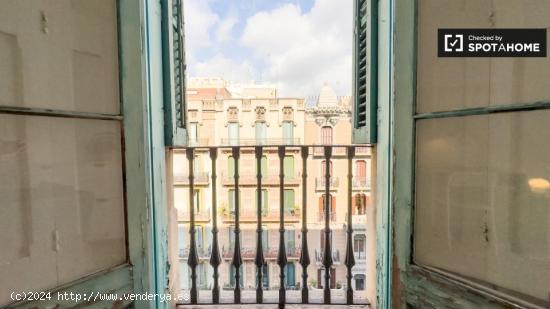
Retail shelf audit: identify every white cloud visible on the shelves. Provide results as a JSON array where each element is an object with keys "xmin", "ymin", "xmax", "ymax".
[
  {"xmin": 184, "ymin": 0, "xmax": 219, "ymax": 48},
  {"xmin": 241, "ymin": 0, "xmax": 353, "ymax": 97},
  {"xmin": 216, "ymin": 16, "xmax": 238, "ymax": 42},
  {"xmin": 193, "ymin": 53, "xmax": 256, "ymax": 82}
]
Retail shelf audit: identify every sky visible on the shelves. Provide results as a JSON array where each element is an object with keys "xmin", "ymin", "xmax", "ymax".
[{"xmin": 184, "ymin": 0, "xmax": 353, "ymax": 97}]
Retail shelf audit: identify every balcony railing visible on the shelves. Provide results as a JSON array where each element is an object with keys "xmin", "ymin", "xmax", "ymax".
[
  {"xmin": 318, "ymin": 211, "xmax": 337, "ymax": 222},
  {"xmin": 174, "ymin": 144, "xmax": 371, "ymax": 305},
  {"xmin": 314, "ymin": 249, "xmax": 341, "ymax": 263},
  {"xmin": 222, "ymin": 246, "xmax": 301, "ymax": 260},
  {"xmin": 221, "ymin": 173, "xmax": 301, "ymax": 186},
  {"xmin": 315, "ymin": 176, "xmax": 339, "ymax": 190},
  {"xmin": 222, "ymin": 209, "xmax": 300, "ymax": 223},
  {"xmin": 352, "ymin": 177, "xmax": 370, "ymax": 189},
  {"xmin": 180, "ymin": 246, "xmax": 212, "ymax": 259},
  {"xmin": 220, "ymin": 138, "xmax": 301, "ymax": 146}
]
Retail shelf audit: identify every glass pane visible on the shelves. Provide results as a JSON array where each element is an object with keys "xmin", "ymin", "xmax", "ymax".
[
  {"xmin": 0, "ymin": 1, "xmax": 120, "ymax": 114},
  {"xmin": 416, "ymin": 0, "xmax": 550, "ymax": 113},
  {"xmin": 0, "ymin": 114, "xmax": 125, "ymax": 305},
  {"xmin": 415, "ymin": 110, "xmax": 550, "ymax": 302},
  {"xmin": 228, "ymin": 123, "xmax": 239, "ymax": 145}
]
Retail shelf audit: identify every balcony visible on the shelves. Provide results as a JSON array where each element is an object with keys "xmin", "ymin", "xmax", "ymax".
[
  {"xmin": 220, "ymin": 138, "xmax": 301, "ymax": 146},
  {"xmin": 315, "ymin": 176, "xmax": 339, "ymax": 191},
  {"xmin": 175, "ymin": 144, "xmax": 371, "ymax": 305},
  {"xmin": 352, "ymin": 176, "xmax": 370, "ymax": 190},
  {"xmin": 221, "ymin": 173, "xmax": 301, "ymax": 187},
  {"xmin": 179, "ymin": 246, "xmax": 212, "ymax": 260},
  {"xmin": 174, "ymin": 172, "xmax": 210, "ymax": 186},
  {"xmin": 221, "ymin": 209, "xmax": 300, "ymax": 223},
  {"xmin": 314, "ymin": 249, "xmax": 341, "ymax": 264},
  {"xmin": 222, "ymin": 246, "xmax": 301, "ymax": 260}
]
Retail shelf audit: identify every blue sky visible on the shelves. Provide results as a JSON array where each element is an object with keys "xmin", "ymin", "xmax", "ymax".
[{"xmin": 184, "ymin": 0, "xmax": 352, "ymax": 97}]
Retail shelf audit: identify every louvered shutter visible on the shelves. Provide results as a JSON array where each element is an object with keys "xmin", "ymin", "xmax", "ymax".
[
  {"xmin": 163, "ymin": 0, "xmax": 188, "ymax": 145},
  {"xmin": 353, "ymin": 0, "xmax": 378, "ymax": 143}
]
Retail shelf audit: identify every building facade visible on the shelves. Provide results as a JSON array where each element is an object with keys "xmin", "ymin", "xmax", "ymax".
[{"xmin": 174, "ymin": 80, "xmax": 371, "ymax": 294}]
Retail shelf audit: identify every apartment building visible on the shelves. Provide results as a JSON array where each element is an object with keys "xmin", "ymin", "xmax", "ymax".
[
  {"xmin": 174, "ymin": 81, "xmax": 371, "ymax": 293},
  {"xmin": 304, "ymin": 85, "xmax": 371, "ymax": 291},
  {"xmin": 174, "ymin": 79, "xmax": 306, "ymax": 290}
]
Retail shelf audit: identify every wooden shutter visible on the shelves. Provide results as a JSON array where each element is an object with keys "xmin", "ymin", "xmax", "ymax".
[
  {"xmin": 162, "ymin": 0, "xmax": 187, "ymax": 145},
  {"xmin": 353, "ymin": 0, "xmax": 378, "ymax": 144}
]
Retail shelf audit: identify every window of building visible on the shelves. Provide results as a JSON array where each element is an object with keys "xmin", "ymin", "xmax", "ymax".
[
  {"xmin": 321, "ymin": 126, "xmax": 333, "ymax": 145},
  {"xmin": 228, "ymin": 189, "xmax": 241, "ymax": 214},
  {"xmin": 229, "ymin": 264, "xmax": 243, "ymax": 288},
  {"xmin": 284, "ymin": 189, "xmax": 295, "ymax": 214},
  {"xmin": 284, "ymin": 155, "xmax": 294, "ymax": 179},
  {"xmin": 193, "ymin": 189, "xmax": 200, "ymax": 213},
  {"xmin": 354, "ymin": 274, "xmax": 366, "ymax": 291},
  {"xmin": 355, "ymin": 160, "xmax": 366, "ymax": 179},
  {"xmin": 188, "ymin": 122, "xmax": 198, "ymax": 145},
  {"xmin": 354, "ymin": 234, "xmax": 366, "ymax": 259},
  {"xmin": 282, "ymin": 121, "xmax": 294, "ymax": 144},
  {"xmin": 255, "ymin": 122, "xmax": 267, "ymax": 144},
  {"xmin": 284, "ymin": 263, "xmax": 296, "ymax": 287},
  {"xmin": 256, "ymin": 263, "xmax": 269, "ymax": 289},
  {"xmin": 354, "ymin": 194, "xmax": 367, "ymax": 215},
  {"xmin": 321, "ymin": 160, "xmax": 333, "ymax": 177},
  {"xmin": 228, "ymin": 122, "xmax": 239, "ymax": 145},
  {"xmin": 319, "ymin": 194, "xmax": 336, "ymax": 221},
  {"xmin": 255, "ymin": 189, "xmax": 269, "ymax": 216},
  {"xmin": 255, "ymin": 156, "xmax": 268, "ymax": 177},
  {"xmin": 228, "ymin": 155, "xmax": 235, "ymax": 177},
  {"xmin": 285, "ymin": 228, "xmax": 295, "ymax": 250}
]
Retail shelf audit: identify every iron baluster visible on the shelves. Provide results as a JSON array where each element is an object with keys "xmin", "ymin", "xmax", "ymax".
[
  {"xmin": 186, "ymin": 148, "xmax": 199, "ymax": 304},
  {"xmin": 231, "ymin": 147, "xmax": 242, "ymax": 303},
  {"xmin": 209, "ymin": 148, "xmax": 221, "ymax": 304},
  {"xmin": 323, "ymin": 146, "xmax": 333, "ymax": 304},
  {"xmin": 299, "ymin": 146, "xmax": 310, "ymax": 303},
  {"xmin": 345, "ymin": 146, "xmax": 356, "ymax": 304},
  {"xmin": 255, "ymin": 146, "xmax": 266, "ymax": 303},
  {"xmin": 277, "ymin": 146, "xmax": 287, "ymax": 308}
]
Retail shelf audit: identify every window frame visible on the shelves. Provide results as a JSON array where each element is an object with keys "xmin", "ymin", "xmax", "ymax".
[{"xmin": 390, "ymin": 0, "xmax": 550, "ymax": 308}]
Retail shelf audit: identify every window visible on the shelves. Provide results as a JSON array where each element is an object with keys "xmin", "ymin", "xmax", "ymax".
[
  {"xmin": 255, "ymin": 122, "xmax": 267, "ymax": 144},
  {"xmin": 229, "ymin": 265, "xmax": 243, "ymax": 288},
  {"xmin": 193, "ymin": 189, "xmax": 200, "ymax": 213},
  {"xmin": 321, "ymin": 126, "xmax": 333, "ymax": 145},
  {"xmin": 321, "ymin": 160, "xmax": 333, "ymax": 177},
  {"xmin": 354, "ymin": 234, "xmax": 366, "ymax": 259},
  {"xmin": 188, "ymin": 122, "xmax": 198, "ymax": 145},
  {"xmin": 282, "ymin": 121, "xmax": 294, "ymax": 144},
  {"xmin": 319, "ymin": 194, "xmax": 336, "ymax": 221},
  {"xmin": 354, "ymin": 274, "xmax": 365, "ymax": 291},
  {"xmin": 284, "ymin": 189, "xmax": 295, "ymax": 214},
  {"xmin": 195, "ymin": 225, "xmax": 204, "ymax": 249},
  {"xmin": 255, "ymin": 189, "xmax": 269, "ymax": 216},
  {"xmin": 284, "ymin": 156, "xmax": 295, "ymax": 179},
  {"xmin": 228, "ymin": 122, "xmax": 239, "ymax": 145},
  {"xmin": 228, "ymin": 189, "xmax": 241, "ymax": 214},
  {"xmin": 256, "ymin": 263, "xmax": 269, "ymax": 289},
  {"xmin": 354, "ymin": 194, "xmax": 367, "ymax": 215},
  {"xmin": 355, "ymin": 160, "xmax": 366, "ymax": 179},
  {"xmin": 285, "ymin": 228, "xmax": 295, "ymax": 250},
  {"xmin": 255, "ymin": 156, "xmax": 268, "ymax": 177},
  {"xmin": 228, "ymin": 156, "xmax": 235, "ymax": 178},
  {"xmin": 228, "ymin": 226, "xmax": 242, "ymax": 251},
  {"xmin": 284, "ymin": 263, "xmax": 296, "ymax": 287}
]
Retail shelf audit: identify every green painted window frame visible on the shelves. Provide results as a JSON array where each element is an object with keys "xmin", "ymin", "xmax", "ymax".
[
  {"xmin": 390, "ymin": 1, "xmax": 550, "ymax": 308},
  {"xmin": 5, "ymin": 1, "xmax": 172, "ymax": 308}
]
